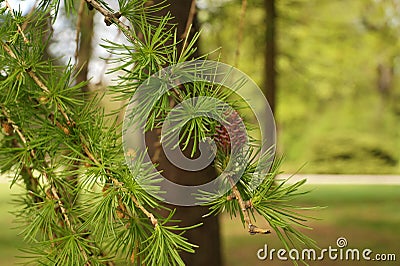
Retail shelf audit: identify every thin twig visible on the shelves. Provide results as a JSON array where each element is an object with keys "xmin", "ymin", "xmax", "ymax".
[
  {"xmin": 4, "ymin": 0, "xmax": 29, "ymax": 43},
  {"xmin": 49, "ymin": 176, "xmax": 89, "ymax": 265},
  {"xmin": 26, "ymin": 68, "xmax": 50, "ymax": 93},
  {"xmin": 227, "ymin": 176, "xmax": 270, "ymax": 235},
  {"xmin": 81, "ymin": 138, "xmax": 160, "ymax": 228},
  {"xmin": 108, "ymin": 177, "xmax": 158, "ymax": 227},
  {"xmin": 49, "ymin": 113, "xmax": 70, "ymax": 135},
  {"xmin": 1, "ymin": 40, "xmax": 73, "ymax": 125},
  {"xmin": 1, "ymin": 107, "xmax": 36, "ymax": 158},
  {"xmin": 84, "ymin": 0, "xmax": 136, "ymax": 42},
  {"xmin": 131, "ymin": 194, "xmax": 158, "ymax": 227},
  {"xmin": 81, "ymin": 137, "xmax": 101, "ymax": 165},
  {"xmin": 2, "ymin": 108, "xmax": 41, "ymax": 202},
  {"xmin": 50, "ymin": 182, "xmax": 73, "ymax": 229},
  {"xmin": 1, "ymin": 107, "xmax": 91, "ymax": 264},
  {"xmin": 1, "ymin": 41, "xmax": 16, "ymax": 57},
  {"xmin": 234, "ymin": 0, "xmax": 247, "ymax": 67}
]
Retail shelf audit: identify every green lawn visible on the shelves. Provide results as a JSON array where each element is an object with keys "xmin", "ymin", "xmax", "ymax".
[
  {"xmin": 0, "ymin": 184, "xmax": 25, "ymax": 266},
  {"xmin": 222, "ymin": 185, "xmax": 400, "ymax": 266},
  {"xmin": 1, "ymin": 184, "xmax": 399, "ymax": 265}
]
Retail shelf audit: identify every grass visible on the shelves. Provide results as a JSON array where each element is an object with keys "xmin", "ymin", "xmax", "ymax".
[
  {"xmin": 1, "ymin": 184, "xmax": 399, "ymax": 265},
  {"xmin": 279, "ymin": 96, "xmax": 400, "ymax": 175},
  {"xmin": 222, "ymin": 185, "xmax": 400, "ymax": 265},
  {"xmin": 0, "ymin": 184, "xmax": 25, "ymax": 265}
]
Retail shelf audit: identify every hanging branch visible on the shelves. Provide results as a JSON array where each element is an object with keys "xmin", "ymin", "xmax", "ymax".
[
  {"xmin": 1, "ymin": 107, "xmax": 91, "ymax": 265},
  {"xmin": 81, "ymin": 138, "xmax": 160, "ymax": 228},
  {"xmin": 84, "ymin": 0, "xmax": 135, "ymax": 42},
  {"xmin": 3, "ymin": 0, "xmax": 160, "ymax": 239},
  {"xmin": 1, "ymin": 107, "xmax": 41, "ymax": 203},
  {"xmin": 1, "ymin": 40, "xmax": 71, "ymax": 125},
  {"xmin": 227, "ymin": 176, "xmax": 270, "ymax": 235},
  {"xmin": 4, "ymin": 0, "xmax": 29, "ymax": 43}
]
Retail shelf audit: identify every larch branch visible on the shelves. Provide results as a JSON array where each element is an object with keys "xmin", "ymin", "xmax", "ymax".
[
  {"xmin": 84, "ymin": 0, "xmax": 136, "ymax": 43},
  {"xmin": 81, "ymin": 139, "xmax": 159, "ymax": 228},
  {"xmin": 4, "ymin": 0, "xmax": 29, "ymax": 43},
  {"xmin": 228, "ymin": 176, "xmax": 270, "ymax": 235},
  {"xmin": 1, "ymin": 107, "xmax": 91, "ymax": 264},
  {"xmin": 131, "ymin": 193, "xmax": 158, "ymax": 227}
]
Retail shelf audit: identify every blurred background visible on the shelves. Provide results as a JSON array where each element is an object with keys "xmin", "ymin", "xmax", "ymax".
[
  {"xmin": 1, "ymin": 0, "xmax": 400, "ymax": 265},
  {"xmin": 198, "ymin": 0, "xmax": 400, "ymax": 174}
]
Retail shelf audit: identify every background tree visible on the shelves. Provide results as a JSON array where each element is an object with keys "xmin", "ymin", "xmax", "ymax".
[
  {"xmin": 264, "ymin": 0, "xmax": 276, "ymax": 114},
  {"xmin": 75, "ymin": 1, "xmax": 94, "ymax": 93}
]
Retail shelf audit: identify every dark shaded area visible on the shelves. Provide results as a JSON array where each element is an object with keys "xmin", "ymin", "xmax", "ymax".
[{"xmin": 311, "ymin": 134, "xmax": 398, "ymax": 174}]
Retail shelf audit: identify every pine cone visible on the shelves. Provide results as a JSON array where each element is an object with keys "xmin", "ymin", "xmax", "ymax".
[{"xmin": 214, "ymin": 110, "xmax": 247, "ymax": 154}]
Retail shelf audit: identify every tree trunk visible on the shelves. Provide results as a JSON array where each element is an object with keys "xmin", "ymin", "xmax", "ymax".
[
  {"xmin": 264, "ymin": 0, "xmax": 277, "ymax": 113},
  {"xmin": 148, "ymin": 1, "xmax": 222, "ymax": 265},
  {"xmin": 75, "ymin": 7, "xmax": 94, "ymax": 93}
]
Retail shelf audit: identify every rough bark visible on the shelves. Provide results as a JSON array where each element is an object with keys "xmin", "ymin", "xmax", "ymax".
[{"xmin": 75, "ymin": 7, "xmax": 94, "ymax": 93}]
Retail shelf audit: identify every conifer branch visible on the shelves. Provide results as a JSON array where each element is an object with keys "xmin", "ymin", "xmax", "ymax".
[
  {"xmin": 131, "ymin": 194, "xmax": 159, "ymax": 227},
  {"xmin": 4, "ymin": 0, "xmax": 29, "ymax": 43},
  {"xmin": 110, "ymin": 177, "xmax": 159, "ymax": 227},
  {"xmin": 84, "ymin": 0, "xmax": 135, "ymax": 42},
  {"xmin": 227, "ymin": 176, "xmax": 270, "ymax": 235},
  {"xmin": 2, "ymin": 107, "xmax": 42, "ymax": 203},
  {"xmin": 80, "ymin": 134, "xmax": 160, "ymax": 228},
  {"xmin": 1, "ymin": 1, "xmax": 215, "ymax": 264},
  {"xmin": 0, "ymin": 11, "xmax": 74, "ymax": 125},
  {"xmin": 1, "ymin": 107, "xmax": 91, "ymax": 264},
  {"xmin": 1, "ymin": 107, "xmax": 35, "ymax": 158},
  {"xmin": 1, "ymin": 1, "xmax": 318, "ymax": 263},
  {"xmin": 1, "ymin": 13, "xmax": 97, "ymax": 262},
  {"xmin": 0, "ymin": 40, "xmax": 73, "ymax": 125}
]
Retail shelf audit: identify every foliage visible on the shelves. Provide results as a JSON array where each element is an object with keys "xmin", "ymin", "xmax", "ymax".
[
  {"xmin": 198, "ymin": 0, "xmax": 400, "ymax": 174},
  {"xmin": 0, "ymin": 0, "xmax": 317, "ymax": 265}
]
